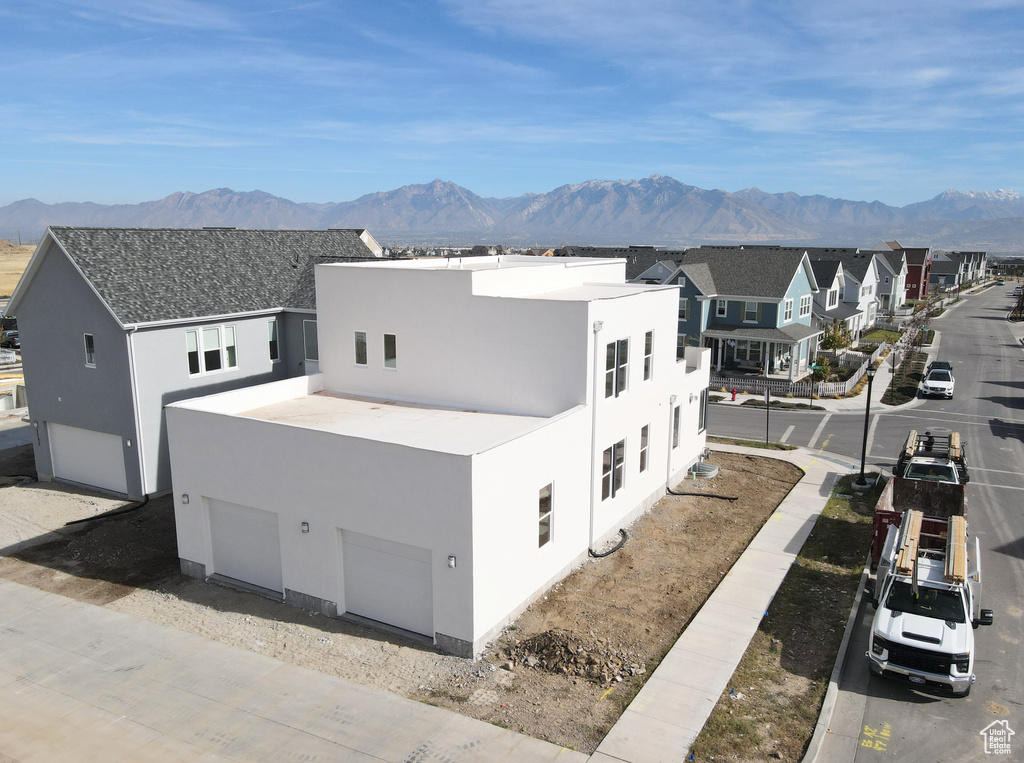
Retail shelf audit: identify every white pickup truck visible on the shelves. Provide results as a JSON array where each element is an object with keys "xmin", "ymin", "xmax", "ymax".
[{"xmin": 868, "ymin": 510, "xmax": 993, "ymax": 696}]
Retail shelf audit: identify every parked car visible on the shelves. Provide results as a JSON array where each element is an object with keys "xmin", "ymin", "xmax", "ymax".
[
  {"xmin": 1015, "ymin": 286, "xmax": 1023, "ymax": 296},
  {"xmin": 927, "ymin": 359, "xmax": 953, "ymax": 375},
  {"xmin": 920, "ymin": 369, "xmax": 955, "ymax": 399},
  {"xmin": 997, "ymin": 278, "xmax": 1006, "ymax": 285},
  {"xmin": 0, "ymin": 330, "xmax": 18, "ymax": 349}
]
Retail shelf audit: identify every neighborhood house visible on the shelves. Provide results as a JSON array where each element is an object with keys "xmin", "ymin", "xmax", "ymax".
[{"xmin": 166, "ymin": 255, "xmax": 711, "ymax": 657}]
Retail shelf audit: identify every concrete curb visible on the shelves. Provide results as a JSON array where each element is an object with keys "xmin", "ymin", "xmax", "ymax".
[{"xmin": 801, "ymin": 553, "xmax": 871, "ymax": 763}]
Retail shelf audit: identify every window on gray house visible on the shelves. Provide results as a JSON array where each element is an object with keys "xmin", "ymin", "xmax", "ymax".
[
  {"xmin": 186, "ymin": 330, "xmax": 201, "ymax": 375},
  {"xmin": 203, "ymin": 327, "xmax": 222, "ymax": 372},
  {"xmin": 268, "ymin": 320, "xmax": 279, "ymax": 362},
  {"xmin": 605, "ymin": 338, "xmax": 629, "ymax": 397},
  {"xmin": 83, "ymin": 333, "xmax": 95, "ymax": 367},
  {"xmin": 644, "ymin": 331, "xmax": 653, "ymax": 381},
  {"xmin": 744, "ymin": 301, "xmax": 758, "ymax": 321},
  {"xmin": 639, "ymin": 425, "xmax": 649, "ymax": 472},
  {"xmin": 717, "ymin": 299, "xmax": 727, "ymax": 317},
  {"xmin": 224, "ymin": 326, "xmax": 237, "ymax": 369},
  {"xmin": 384, "ymin": 333, "xmax": 397, "ymax": 369},
  {"xmin": 303, "ymin": 320, "xmax": 319, "ymax": 362},
  {"xmin": 538, "ymin": 483, "xmax": 553, "ymax": 547},
  {"xmin": 354, "ymin": 331, "xmax": 367, "ymax": 366}
]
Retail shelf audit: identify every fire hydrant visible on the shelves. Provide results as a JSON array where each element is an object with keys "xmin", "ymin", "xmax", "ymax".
[{"xmin": 731, "ymin": 387, "xmax": 737, "ymax": 401}]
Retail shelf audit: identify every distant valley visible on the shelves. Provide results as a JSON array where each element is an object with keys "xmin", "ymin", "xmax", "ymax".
[{"xmin": 3, "ymin": 176, "xmax": 1023, "ymax": 253}]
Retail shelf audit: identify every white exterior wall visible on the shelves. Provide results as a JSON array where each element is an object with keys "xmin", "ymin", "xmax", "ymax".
[
  {"xmin": 315, "ymin": 264, "xmax": 590, "ymax": 417},
  {"xmin": 469, "ymin": 407, "xmax": 593, "ymax": 649}
]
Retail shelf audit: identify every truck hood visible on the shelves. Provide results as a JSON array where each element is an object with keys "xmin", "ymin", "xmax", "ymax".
[{"xmin": 875, "ymin": 609, "xmax": 972, "ymax": 654}]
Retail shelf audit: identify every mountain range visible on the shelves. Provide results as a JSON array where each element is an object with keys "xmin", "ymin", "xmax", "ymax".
[{"xmin": 3, "ymin": 176, "xmax": 1023, "ymax": 253}]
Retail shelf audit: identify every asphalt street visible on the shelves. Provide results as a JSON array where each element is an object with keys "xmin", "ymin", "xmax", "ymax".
[{"xmin": 707, "ymin": 284, "xmax": 1024, "ymax": 762}]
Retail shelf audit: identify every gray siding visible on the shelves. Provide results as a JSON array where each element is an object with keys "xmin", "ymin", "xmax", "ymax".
[
  {"xmin": 131, "ymin": 314, "xmax": 291, "ymax": 493},
  {"xmin": 16, "ymin": 242, "xmax": 141, "ymax": 495}
]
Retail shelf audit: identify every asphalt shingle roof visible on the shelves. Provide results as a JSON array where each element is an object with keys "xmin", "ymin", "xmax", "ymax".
[
  {"xmin": 804, "ymin": 249, "xmax": 874, "ymax": 282},
  {"xmin": 679, "ymin": 246, "xmax": 812, "ymax": 299},
  {"xmin": 701, "ymin": 322, "xmax": 821, "ymax": 342},
  {"xmin": 47, "ymin": 227, "xmax": 380, "ymax": 326}
]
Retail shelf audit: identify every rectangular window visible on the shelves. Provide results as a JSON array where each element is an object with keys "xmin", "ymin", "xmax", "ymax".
[
  {"xmin": 538, "ymin": 484, "xmax": 552, "ymax": 547},
  {"xmin": 601, "ymin": 440, "xmax": 626, "ymax": 500},
  {"xmin": 268, "ymin": 320, "xmax": 279, "ymax": 362},
  {"xmin": 716, "ymin": 299, "xmax": 727, "ymax": 317},
  {"xmin": 678, "ymin": 298, "xmax": 689, "ymax": 321},
  {"xmin": 83, "ymin": 333, "xmax": 95, "ymax": 367},
  {"xmin": 799, "ymin": 295, "xmax": 812, "ymax": 318},
  {"xmin": 224, "ymin": 326, "xmax": 237, "ymax": 369},
  {"xmin": 303, "ymin": 320, "xmax": 319, "ymax": 362},
  {"xmin": 783, "ymin": 299, "xmax": 793, "ymax": 322},
  {"xmin": 203, "ymin": 327, "xmax": 222, "ymax": 372},
  {"xmin": 186, "ymin": 330, "xmax": 200, "ymax": 375},
  {"xmin": 639, "ymin": 425, "xmax": 649, "ymax": 472},
  {"xmin": 643, "ymin": 331, "xmax": 653, "ymax": 381},
  {"xmin": 698, "ymin": 389, "xmax": 708, "ymax": 433},
  {"xmin": 828, "ymin": 289, "xmax": 838, "ymax": 308},
  {"xmin": 672, "ymin": 406, "xmax": 680, "ymax": 448},
  {"xmin": 676, "ymin": 334, "xmax": 687, "ymax": 361},
  {"xmin": 354, "ymin": 331, "xmax": 367, "ymax": 366},
  {"xmin": 744, "ymin": 301, "xmax": 758, "ymax": 322},
  {"xmin": 604, "ymin": 338, "xmax": 629, "ymax": 398},
  {"xmin": 384, "ymin": 333, "xmax": 397, "ymax": 369}
]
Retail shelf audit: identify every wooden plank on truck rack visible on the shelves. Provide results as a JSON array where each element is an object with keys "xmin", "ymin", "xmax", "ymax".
[
  {"xmin": 896, "ymin": 510, "xmax": 923, "ymax": 575},
  {"xmin": 949, "ymin": 432, "xmax": 961, "ymax": 461},
  {"xmin": 945, "ymin": 515, "xmax": 968, "ymax": 584},
  {"xmin": 905, "ymin": 429, "xmax": 918, "ymax": 458}
]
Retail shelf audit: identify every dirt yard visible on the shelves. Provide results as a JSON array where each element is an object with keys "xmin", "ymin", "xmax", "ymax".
[{"xmin": 0, "ymin": 446, "xmax": 801, "ymax": 753}]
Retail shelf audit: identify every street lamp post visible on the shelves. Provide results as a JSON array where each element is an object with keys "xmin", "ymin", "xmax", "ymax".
[{"xmin": 856, "ymin": 364, "xmax": 877, "ymax": 487}]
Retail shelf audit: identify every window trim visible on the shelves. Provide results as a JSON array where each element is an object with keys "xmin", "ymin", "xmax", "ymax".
[
  {"xmin": 799, "ymin": 294, "xmax": 812, "ymax": 318},
  {"xmin": 354, "ymin": 331, "xmax": 367, "ymax": 366},
  {"xmin": 744, "ymin": 301, "xmax": 758, "ymax": 322},
  {"xmin": 268, "ymin": 319, "xmax": 280, "ymax": 363},
  {"xmin": 601, "ymin": 440, "xmax": 626, "ymax": 500},
  {"xmin": 783, "ymin": 298, "xmax": 794, "ymax": 322},
  {"xmin": 639, "ymin": 425, "xmax": 650, "ymax": 473},
  {"xmin": 716, "ymin": 299, "xmax": 727, "ymax": 317},
  {"xmin": 604, "ymin": 338, "xmax": 629, "ymax": 398},
  {"xmin": 83, "ymin": 333, "xmax": 95, "ymax": 367},
  {"xmin": 303, "ymin": 320, "xmax": 319, "ymax": 363},
  {"xmin": 643, "ymin": 331, "xmax": 653, "ymax": 381},
  {"xmin": 538, "ymin": 483, "xmax": 553, "ymax": 548},
  {"xmin": 678, "ymin": 297, "xmax": 689, "ymax": 321},
  {"xmin": 186, "ymin": 324, "xmax": 237, "ymax": 377}
]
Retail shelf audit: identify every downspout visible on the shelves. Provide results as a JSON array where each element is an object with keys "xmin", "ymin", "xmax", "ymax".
[
  {"xmin": 665, "ymin": 394, "xmax": 678, "ymax": 488},
  {"xmin": 125, "ymin": 327, "xmax": 148, "ymax": 499},
  {"xmin": 587, "ymin": 320, "xmax": 603, "ymax": 552}
]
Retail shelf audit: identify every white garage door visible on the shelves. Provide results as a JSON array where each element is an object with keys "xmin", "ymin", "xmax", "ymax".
[
  {"xmin": 342, "ymin": 531, "xmax": 433, "ymax": 637},
  {"xmin": 209, "ymin": 499, "xmax": 283, "ymax": 593},
  {"xmin": 48, "ymin": 423, "xmax": 128, "ymax": 495}
]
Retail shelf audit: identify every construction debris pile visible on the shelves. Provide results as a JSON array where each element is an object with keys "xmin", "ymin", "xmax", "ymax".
[{"xmin": 502, "ymin": 629, "xmax": 647, "ymax": 684}]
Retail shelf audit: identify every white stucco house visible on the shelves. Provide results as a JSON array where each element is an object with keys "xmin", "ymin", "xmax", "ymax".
[{"xmin": 166, "ymin": 255, "xmax": 711, "ymax": 657}]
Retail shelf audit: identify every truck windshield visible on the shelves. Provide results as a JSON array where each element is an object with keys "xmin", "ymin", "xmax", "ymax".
[
  {"xmin": 884, "ymin": 581, "xmax": 966, "ymax": 623},
  {"xmin": 905, "ymin": 464, "xmax": 956, "ymax": 481}
]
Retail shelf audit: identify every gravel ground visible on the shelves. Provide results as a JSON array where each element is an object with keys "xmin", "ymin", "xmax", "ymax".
[{"xmin": 0, "ymin": 445, "xmax": 801, "ymax": 753}]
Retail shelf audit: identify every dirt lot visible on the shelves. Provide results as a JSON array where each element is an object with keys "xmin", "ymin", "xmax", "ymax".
[
  {"xmin": 0, "ymin": 446, "xmax": 801, "ymax": 754},
  {"xmin": 0, "ymin": 237, "xmax": 34, "ymax": 296}
]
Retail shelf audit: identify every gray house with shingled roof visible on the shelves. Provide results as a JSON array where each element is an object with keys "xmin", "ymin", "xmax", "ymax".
[
  {"xmin": 7, "ymin": 227, "xmax": 382, "ymax": 499},
  {"xmin": 636, "ymin": 246, "xmax": 822, "ymax": 380}
]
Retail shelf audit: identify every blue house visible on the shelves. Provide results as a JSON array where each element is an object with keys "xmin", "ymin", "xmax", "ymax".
[{"xmin": 637, "ymin": 246, "xmax": 822, "ymax": 380}]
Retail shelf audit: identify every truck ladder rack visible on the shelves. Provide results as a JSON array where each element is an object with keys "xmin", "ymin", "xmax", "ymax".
[
  {"xmin": 945, "ymin": 515, "xmax": 968, "ymax": 584},
  {"xmin": 895, "ymin": 510, "xmax": 923, "ymax": 576}
]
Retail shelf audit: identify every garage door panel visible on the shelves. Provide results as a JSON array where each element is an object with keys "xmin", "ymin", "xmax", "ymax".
[
  {"xmin": 209, "ymin": 499, "xmax": 283, "ymax": 594},
  {"xmin": 342, "ymin": 531, "xmax": 433, "ymax": 637},
  {"xmin": 48, "ymin": 423, "xmax": 128, "ymax": 495}
]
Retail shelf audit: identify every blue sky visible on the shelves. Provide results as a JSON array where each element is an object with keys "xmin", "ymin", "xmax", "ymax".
[{"xmin": 2, "ymin": 0, "xmax": 1023, "ymax": 207}]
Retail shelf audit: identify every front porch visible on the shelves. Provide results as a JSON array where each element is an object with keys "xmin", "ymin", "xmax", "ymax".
[{"xmin": 701, "ymin": 323, "xmax": 822, "ymax": 383}]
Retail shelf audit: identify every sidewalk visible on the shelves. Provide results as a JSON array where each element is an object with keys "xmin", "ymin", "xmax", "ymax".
[{"xmin": 592, "ymin": 444, "xmax": 859, "ymax": 763}]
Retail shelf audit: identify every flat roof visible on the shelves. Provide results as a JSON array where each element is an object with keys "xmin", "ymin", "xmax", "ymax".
[
  {"xmin": 324, "ymin": 254, "xmax": 616, "ymax": 272},
  {"xmin": 237, "ymin": 391, "xmax": 566, "ymax": 455}
]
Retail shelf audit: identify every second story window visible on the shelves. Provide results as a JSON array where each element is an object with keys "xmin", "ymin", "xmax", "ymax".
[
  {"xmin": 354, "ymin": 331, "xmax": 367, "ymax": 366},
  {"xmin": 384, "ymin": 333, "xmax": 397, "ymax": 369},
  {"xmin": 83, "ymin": 333, "xmax": 95, "ymax": 367},
  {"xmin": 605, "ymin": 338, "xmax": 629, "ymax": 398},
  {"xmin": 678, "ymin": 298, "xmax": 689, "ymax": 321},
  {"xmin": 639, "ymin": 425, "xmax": 649, "ymax": 472},
  {"xmin": 186, "ymin": 325, "xmax": 237, "ymax": 376},
  {"xmin": 783, "ymin": 299, "xmax": 794, "ymax": 322},
  {"xmin": 799, "ymin": 295, "xmax": 812, "ymax": 318},
  {"xmin": 643, "ymin": 331, "xmax": 653, "ymax": 381},
  {"xmin": 744, "ymin": 301, "xmax": 758, "ymax": 322},
  {"xmin": 268, "ymin": 320, "xmax": 279, "ymax": 362},
  {"xmin": 602, "ymin": 440, "xmax": 626, "ymax": 500},
  {"xmin": 672, "ymin": 406, "xmax": 680, "ymax": 448},
  {"xmin": 303, "ymin": 320, "xmax": 319, "ymax": 362},
  {"xmin": 716, "ymin": 299, "xmax": 727, "ymax": 317}
]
